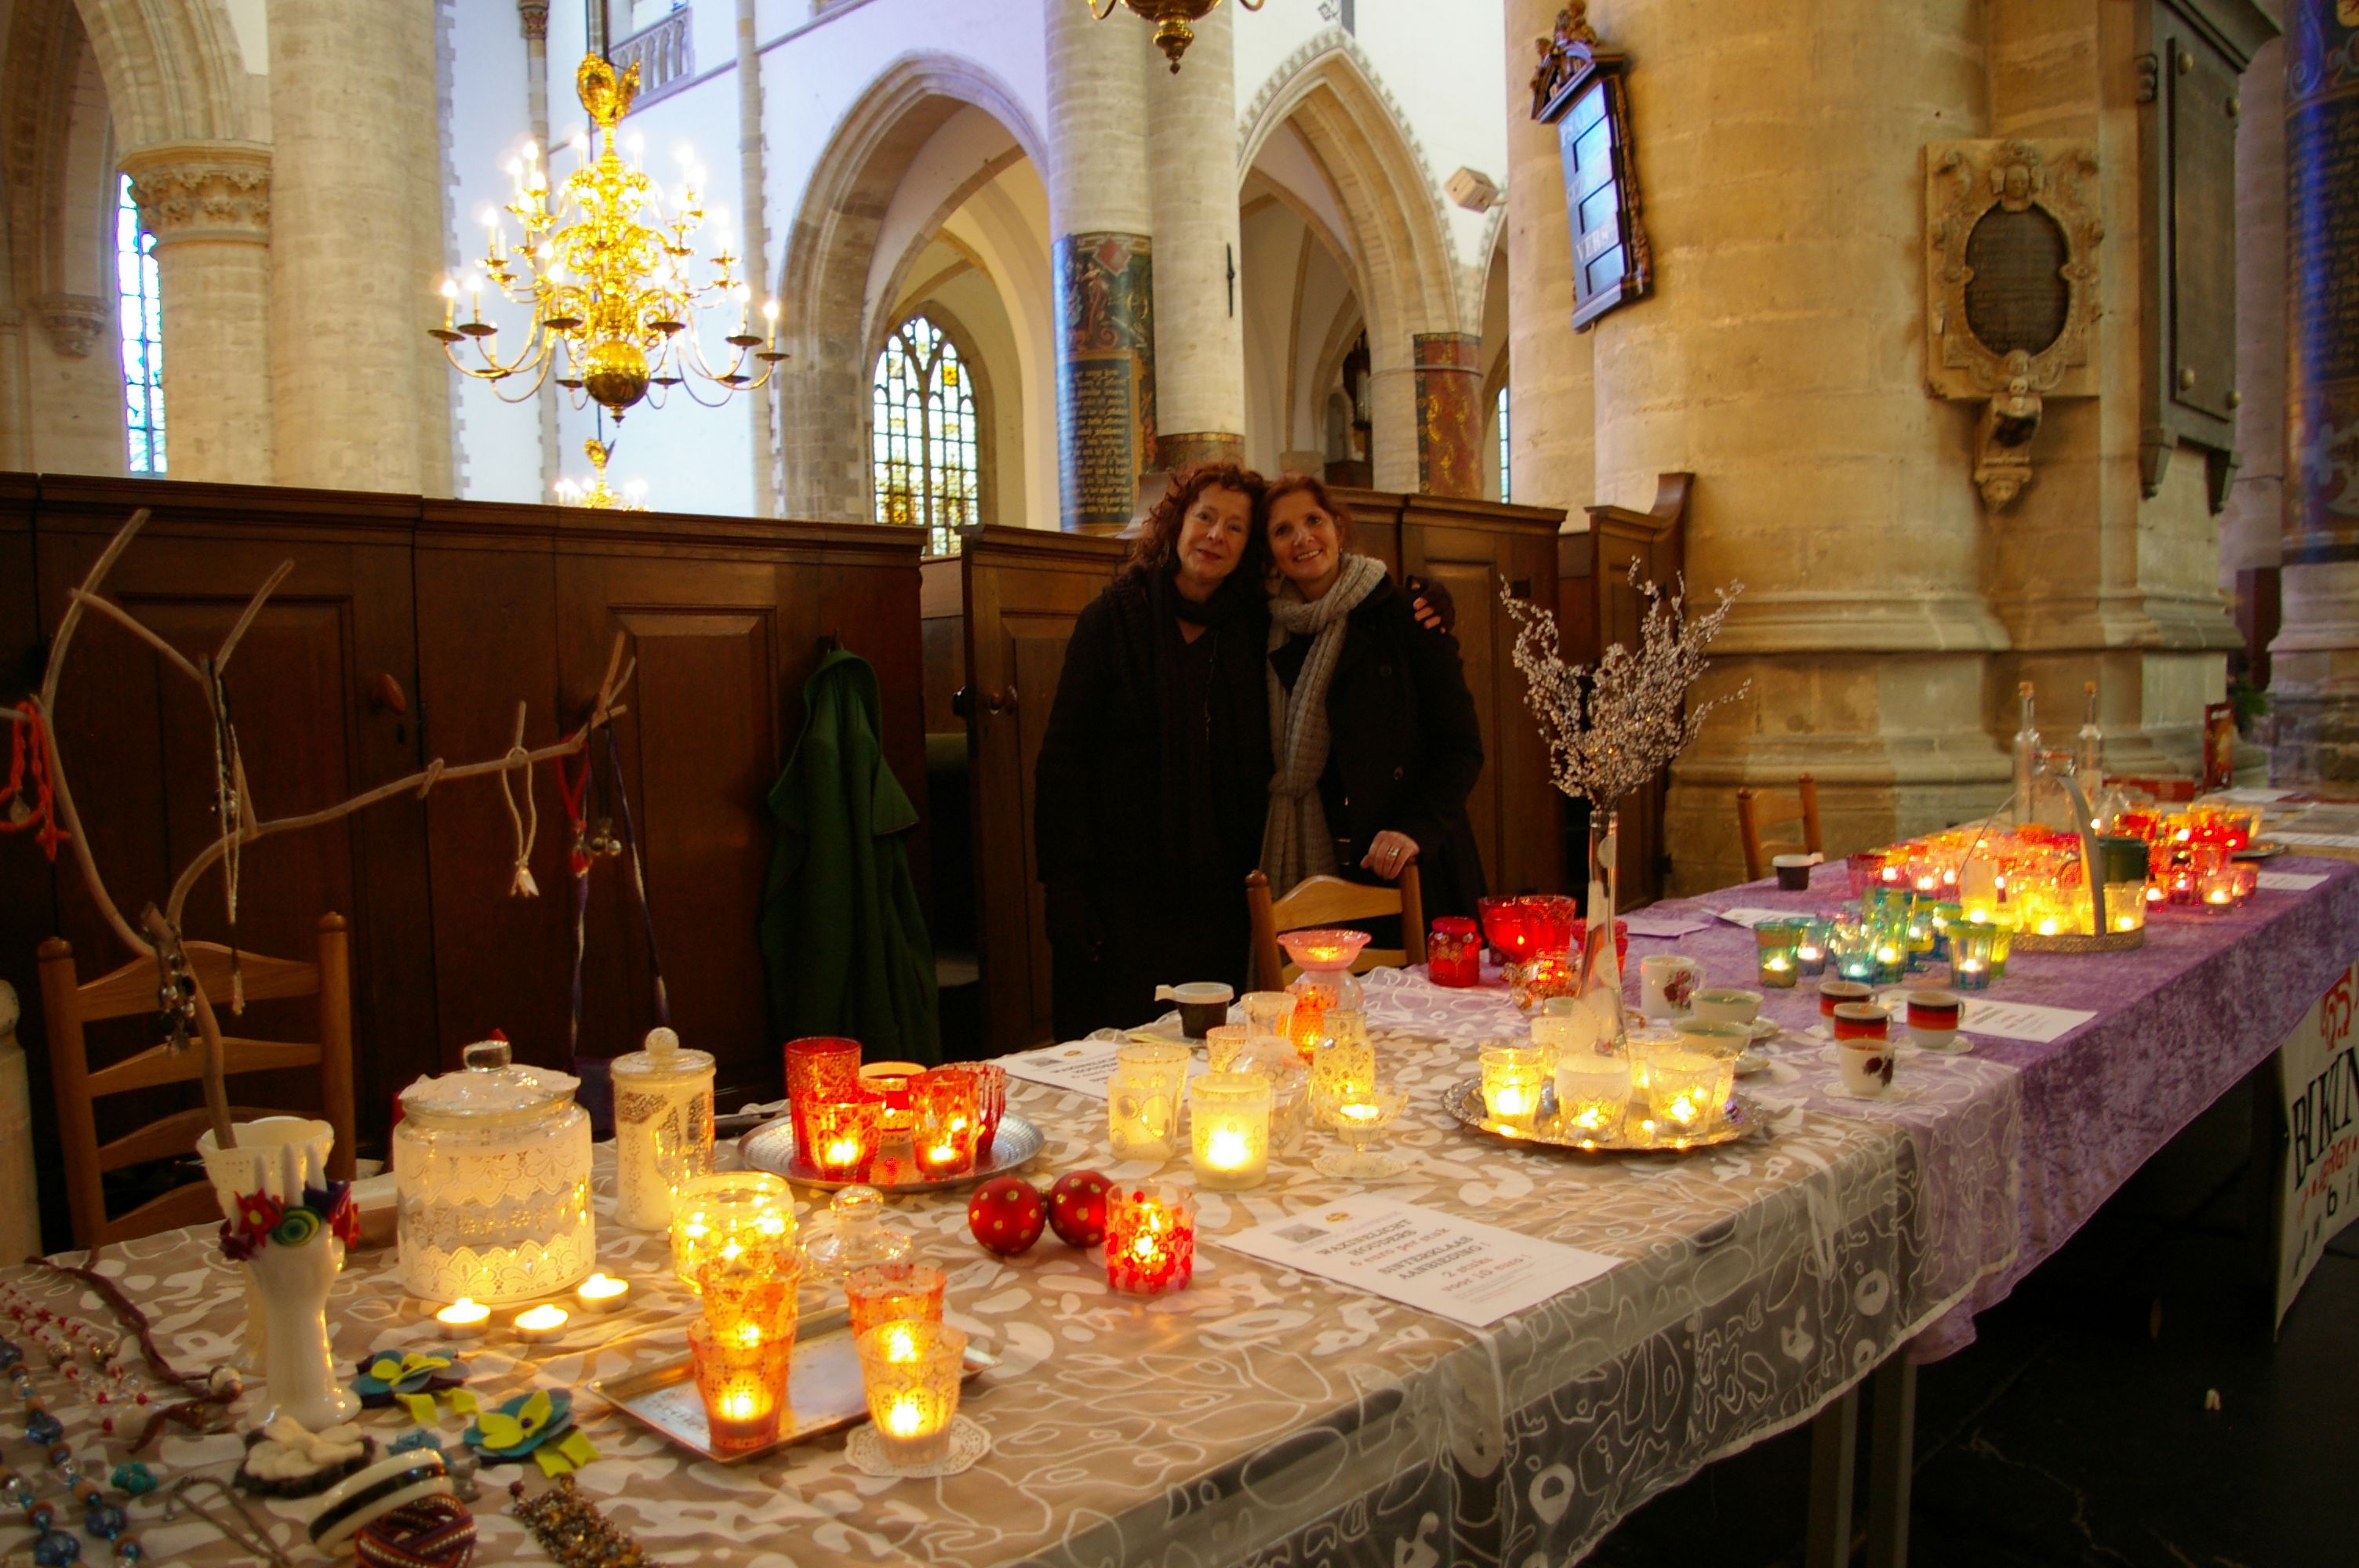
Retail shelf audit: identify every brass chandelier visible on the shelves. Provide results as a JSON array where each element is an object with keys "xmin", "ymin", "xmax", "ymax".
[
  {"xmin": 1089, "ymin": 0, "xmax": 1265, "ymax": 71},
  {"xmin": 432, "ymin": 55, "xmax": 781, "ymax": 422},
  {"xmin": 554, "ymin": 437, "xmax": 648, "ymax": 511}
]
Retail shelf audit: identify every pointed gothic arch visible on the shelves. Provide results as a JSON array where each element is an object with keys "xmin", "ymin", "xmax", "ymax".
[
  {"xmin": 70, "ymin": 0, "xmax": 258, "ymax": 150},
  {"xmin": 776, "ymin": 53, "xmax": 1046, "ymax": 522}
]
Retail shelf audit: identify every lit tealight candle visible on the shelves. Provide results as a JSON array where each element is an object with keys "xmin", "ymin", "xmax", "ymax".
[
  {"xmin": 513, "ymin": 1304, "xmax": 569, "ymax": 1344},
  {"xmin": 575, "ymin": 1273, "xmax": 630, "ymax": 1313},
  {"xmin": 435, "ymin": 1298, "xmax": 490, "ymax": 1341}
]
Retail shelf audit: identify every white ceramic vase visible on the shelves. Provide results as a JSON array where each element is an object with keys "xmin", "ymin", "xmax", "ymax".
[{"xmin": 196, "ymin": 1117, "xmax": 359, "ymax": 1431}]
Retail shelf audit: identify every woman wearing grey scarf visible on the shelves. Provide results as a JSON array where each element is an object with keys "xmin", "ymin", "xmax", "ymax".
[{"xmin": 1257, "ymin": 476, "xmax": 1488, "ymax": 920}]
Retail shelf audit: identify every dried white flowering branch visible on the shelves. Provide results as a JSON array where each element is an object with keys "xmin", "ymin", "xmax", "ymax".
[{"xmin": 1501, "ymin": 567, "xmax": 1749, "ymax": 812}]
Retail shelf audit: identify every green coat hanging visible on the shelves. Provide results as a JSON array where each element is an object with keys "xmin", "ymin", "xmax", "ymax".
[{"xmin": 760, "ymin": 649, "xmax": 940, "ymax": 1063}]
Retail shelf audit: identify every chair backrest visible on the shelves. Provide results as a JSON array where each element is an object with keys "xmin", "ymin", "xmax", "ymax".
[
  {"xmin": 37, "ymin": 913, "xmax": 356, "ymax": 1248},
  {"xmin": 1736, "ymin": 774, "xmax": 1822, "ymax": 882},
  {"xmin": 1246, "ymin": 863, "xmax": 1427, "ymax": 992}
]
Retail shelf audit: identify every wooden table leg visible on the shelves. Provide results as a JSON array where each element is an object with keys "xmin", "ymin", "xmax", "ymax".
[
  {"xmin": 1866, "ymin": 1353, "xmax": 1919, "ymax": 1568},
  {"xmin": 1805, "ymin": 1385, "xmax": 1859, "ymax": 1568}
]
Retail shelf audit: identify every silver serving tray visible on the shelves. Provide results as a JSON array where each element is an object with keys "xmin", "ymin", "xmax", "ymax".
[
  {"xmin": 587, "ymin": 1306, "xmax": 998, "ymax": 1465},
  {"xmin": 2233, "ymin": 840, "xmax": 2287, "ymax": 861},
  {"xmin": 1441, "ymin": 1075, "xmax": 1765, "ymax": 1154},
  {"xmin": 737, "ymin": 1112, "xmax": 1045, "ymax": 1193}
]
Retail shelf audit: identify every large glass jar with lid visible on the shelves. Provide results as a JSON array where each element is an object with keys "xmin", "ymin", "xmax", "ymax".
[
  {"xmin": 395, "ymin": 1038, "xmax": 596, "ymax": 1305},
  {"xmin": 610, "ymin": 1025, "xmax": 715, "ymax": 1230}
]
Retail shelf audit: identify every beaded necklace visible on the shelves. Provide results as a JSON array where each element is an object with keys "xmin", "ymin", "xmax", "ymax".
[{"xmin": 0, "ymin": 1335, "xmax": 144, "ymax": 1563}]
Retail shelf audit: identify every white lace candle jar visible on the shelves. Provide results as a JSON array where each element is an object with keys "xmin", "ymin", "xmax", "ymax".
[
  {"xmin": 610, "ymin": 1027, "xmax": 716, "ymax": 1230},
  {"xmin": 394, "ymin": 1040, "xmax": 596, "ymax": 1305}
]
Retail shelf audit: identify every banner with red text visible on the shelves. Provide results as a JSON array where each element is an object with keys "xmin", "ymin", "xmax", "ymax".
[{"xmin": 2275, "ymin": 958, "xmax": 2359, "ymax": 1330}]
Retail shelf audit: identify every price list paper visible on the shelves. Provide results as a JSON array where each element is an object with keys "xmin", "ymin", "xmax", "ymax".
[{"xmin": 1216, "ymin": 1198, "xmax": 1618, "ymax": 1329}]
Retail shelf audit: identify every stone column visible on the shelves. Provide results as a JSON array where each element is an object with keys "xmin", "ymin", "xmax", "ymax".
[
  {"xmin": 1588, "ymin": 0, "xmax": 2008, "ymax": 891},
  {"xmin": 1144, "ymin": 5, "xmax": 1242, "ymax": 472},
  {"xmin": 1504, "ymin": 0, "xmax": 1594, "ymax": 517},
  {"xmin": 521, "ymin": 0, "xmax": 562, "ymax": 500},
  {"xmin": 2273, "ymin": 0, "xmax": 2359, "ymax": 782},
  {"xmin": 120, "ymin": 141, "xmax": 274, "ymax": 485},
  {"xmin": 1412, "ymin": 332, "xmax": 1483, "ymax": 496},
  {"xmin": 1047, "ymin": 0, "xmax": 1154, "ymax": 530},
  {"xmin": 267, "ymin": 0, "xmax": 434, "ymax": 493}
]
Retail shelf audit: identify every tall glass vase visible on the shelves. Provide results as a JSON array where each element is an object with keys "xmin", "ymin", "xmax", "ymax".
[{"xmin": 1576, "ymin": 809, "xmax": 1625, "ymax": 1047}]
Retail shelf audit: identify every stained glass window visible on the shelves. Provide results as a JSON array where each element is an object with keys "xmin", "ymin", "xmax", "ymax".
[
  {"xmin": 871, "ymin": 314, "xmax": 978, "ymax": 556},
  {"xmin": 117, "ymin": 175, "xmax": 165, "ymax": 474},
  {"xmin": 1496, "ymin": 383, "xmax": 1510, "ymax": 503}
]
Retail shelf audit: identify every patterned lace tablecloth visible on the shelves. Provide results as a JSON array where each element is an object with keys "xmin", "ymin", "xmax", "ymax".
[{"xmin": 16, "ymin": 861, "xmax": 2347, "ymax": 1566}]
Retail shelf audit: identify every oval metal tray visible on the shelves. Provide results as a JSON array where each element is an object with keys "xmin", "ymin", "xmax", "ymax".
[
  {"xmin": 738, "ymin": 1111, "xmax": 1045, "ymax": 1193},
  {"xmin": 1441, "ymin": 1076, "xmax": 1765, "ymax": 1154}
]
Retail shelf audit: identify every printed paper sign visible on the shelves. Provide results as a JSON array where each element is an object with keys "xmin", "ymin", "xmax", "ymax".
[
  {"xmin": 1955, "ymin": 999, "xmax": 2096, "ymax": 1045},
  {"xmin": 1621, "ymin": 912, "xmax": 1708, "ymax": 938},
  {"xmin": 2274, "ymin": 961, "xmax": 2359, "ymax": 1330},
  {"xmin": 2272, "ymin": 831, "xmax": 2359, "ymax": 851},
  {"xmin": 999, "ymin": 1038, "xmax": 1207, "ymax": 1101},
  {"xmin": 2257, "ymin": 871, "xmax": 2331, "ymax": 893},
  {"xmin": 1215, "ymin": 1197, "xmax": 1617, "ymax": 1328},
  {"xmin": 1714, "ymin": 907, "xmax": 1799, "ymax": 930}
]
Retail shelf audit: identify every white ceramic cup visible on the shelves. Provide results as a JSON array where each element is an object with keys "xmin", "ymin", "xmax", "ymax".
[
  {"xmin": 1690, "ymin": 987, "xmax": 1762, "ymax": 1025},
  {"xmin": 1638, "ymin": 954, "xmax": 1704, "ymax": 1021},
  {"xmin": 1837, "ymin": 1036, "xmax": 1896, "ymax": 1098}
]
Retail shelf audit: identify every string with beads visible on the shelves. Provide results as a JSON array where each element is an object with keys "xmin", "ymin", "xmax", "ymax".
[
  {"xmin": 510, "ymin": 1475, "xmax": 663, "ymax": 1568},
  {"xmin": 0, "ymin": 1272, "xmax": 238, "ymax": 1450},
  {"xmin": 0, "ymin": 1334, "xmax": 146, "ymax": 1564}
]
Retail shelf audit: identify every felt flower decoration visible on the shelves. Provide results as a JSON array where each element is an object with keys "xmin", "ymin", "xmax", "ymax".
[
  {"xmin": 350, "ymin": 1349, "xmax": 469, "ymax": 1407},
  {"xmin": 235, "ymin": 1192, "xmax": 285, "ymax": 1235},
  {"xmin": 463, "ymin": 1389, "xmax": 572, "ymax": 1462},
  {"xmin": 387, "ymin": 1428, "xmax": 444, "ymax": 1457}
]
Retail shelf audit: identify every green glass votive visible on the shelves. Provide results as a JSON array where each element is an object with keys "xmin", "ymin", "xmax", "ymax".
[
  {"xmin": 1950, "ymin": 923, "xmax": 1998, "ymax": 990},
  {"xmin": 1754, "ymin": 917, "xmax": 1807, "ymax": 989},
  {"xmin": 1931, "ymin": 902, "xmax": 1963, "ymax": 961}
]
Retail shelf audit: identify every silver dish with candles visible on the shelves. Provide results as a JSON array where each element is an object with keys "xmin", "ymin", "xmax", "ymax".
[
  {"xmin": 1441, "ymin": 1076, "xmax": 1765, "ymax": 1154},
  {"xmin": 738, "ymin": 1112, "xmax": 1045, "ymax": 1194}
]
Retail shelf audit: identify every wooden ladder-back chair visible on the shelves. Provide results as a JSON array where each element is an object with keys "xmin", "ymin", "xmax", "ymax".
[
  {"xmin": 38, "ymin": 913, "xmax": 357, "ymax": 1248},
  {"xmin": 1736, "ymin": 775, "xmax": 1822, "ymax": 883},
  {"xmin": 1246, "ymin": 865, "xmax": 1426, "ymax": 993}
]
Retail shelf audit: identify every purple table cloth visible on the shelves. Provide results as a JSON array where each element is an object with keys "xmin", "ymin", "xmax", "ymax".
[{"xmin": 1625, "ymin": 855, "xmax": 2359, "ymax": 1357}]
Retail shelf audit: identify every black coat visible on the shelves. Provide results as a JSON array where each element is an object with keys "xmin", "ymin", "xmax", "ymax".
[
  {"xmin": 1034, "ymin": 567, "xmax": 1271, "ymax": 1039},
  {"xmin": 1277, "ymin": 575, "xmax": 1488, "ymax": 920}
]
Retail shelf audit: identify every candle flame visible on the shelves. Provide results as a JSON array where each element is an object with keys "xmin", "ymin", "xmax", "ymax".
[{"xmin": 885, "ymin": 1393, "xmax": 932, "ymax": 1437}]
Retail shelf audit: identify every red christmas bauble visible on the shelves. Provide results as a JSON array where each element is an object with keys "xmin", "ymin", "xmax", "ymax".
[
  {"xmin": 967, "ymin": 1175, "xmax": 1046, "ymax": 1256},
  {"xmin": 1046, "ymin": 1169, "xmax": 1110, "ymax": 1248}
]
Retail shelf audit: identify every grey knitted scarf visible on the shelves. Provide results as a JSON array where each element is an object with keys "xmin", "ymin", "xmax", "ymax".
[{"xmin": 1260, "ymin": 553, "xmax": 1387, "ymax": 896}]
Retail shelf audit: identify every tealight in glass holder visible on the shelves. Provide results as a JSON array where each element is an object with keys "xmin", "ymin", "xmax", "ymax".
[
  {"xmin": 1307, "ymin": 1011, "xmax": 1377, "ymax": 1121},
  {"xmin": 1554, "ymin": 1049, "xmax": 1631, "ymax": 1137},
  {"xmin": 844, "ymin": 1261, "xmax": 947, "ymax": 1341},
  {"xmin": 1314, "ymin": 1081, "xmax": 1408, "ymax": 1178},
  {"xmin": 671, "ymin": 1171, "xmax": 796, "ymax": 1290},
  {"xmin": 1754, "ymin": 918, "xmax": 1806, "ymax": 989},
  {"xmin": 1108, "ymin": 1041, "xmax": 1188, "ymax": 1162},
  {"xmin": 1204, "ymin": 1024, "xmax": 1252, "ymax": 1072},
  {"xmin": 1231, "ymin": 1037, "xmax": 1310, "ymax": 1155},
  {"xmin": 1645, "ymin": 1046, "xmax": 1732, "ymax": 1131},
  {"xmin": 855, "ymin": 1319, "xmax": 968, "ymax": 1467},
  {"xmin": 1427, "ymin": 916, "xmax": 1481, "ymax": 987},
  {"xmin": 909, "ymin": 1068, "xmax": 980, "ymax": 1179},
  {"xmin": 803, "ymin": 1094, "xmax": 883, "ymax": 1182},
  {"xmin": 1795, "ymin": 918, "xmax": 1831, "ymax": 978},
  {"xmin": 1188, "ymin": 1072, "xmax": 1273, "ymax": 1190},
  {"xmin": 783, "ymin": 1036, "xmax": 862, "ymax": 1154},
  {"xmin": 689, "ymin": 1316, "xmax": 794, "ymax": 1454},
  {"xmin": 1106, "ymin": 1181, "xmax": 1195, "ymax": 1296},
  {"xmin": 1478, "ymin": 1040, "xmax": 1547, "ymax": 1127},
  {"xmin": 1949, "ymin": 922, "xmax": 1998, "ymax": 990}
]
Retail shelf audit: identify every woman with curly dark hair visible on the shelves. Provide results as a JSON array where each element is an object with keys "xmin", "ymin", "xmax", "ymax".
[{"xmin": 1033, "ymin": 463, "xmax": 1274, "ymax": 1036}]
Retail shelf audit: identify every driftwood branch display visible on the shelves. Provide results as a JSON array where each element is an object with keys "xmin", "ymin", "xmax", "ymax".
[{"xmin": 2, "ymin": 508, "xmax": 636, "ymax": 1150}]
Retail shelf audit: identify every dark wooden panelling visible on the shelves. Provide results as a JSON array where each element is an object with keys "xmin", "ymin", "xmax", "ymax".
[{"xmin": 959, "ymin": 527, "xmax": 1125, "ymax": 1054}]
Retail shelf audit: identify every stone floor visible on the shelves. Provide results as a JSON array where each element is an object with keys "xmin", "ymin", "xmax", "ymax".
[{"xmin": 1590, "ymin": 1078, "xmax": 2354, "ymax": 1567}]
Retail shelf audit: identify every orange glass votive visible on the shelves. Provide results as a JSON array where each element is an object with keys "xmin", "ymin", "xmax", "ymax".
[
  {"xmin": 785, "ymin": 1036, "xmax": 862, "ymax": 1152},
  {"xmin": 688, "ymin": 1316, "xmax": 794, "ymax": 1454},
  {"xmin": 698, "ymin": 1250, "xmax": 802, "ymax": 1350},
  {"xmin": 910, "ymin": 1068, "xmax": 980, "ymax": 1178},
  {"xmin": 856, "ymin": 1319, "xmax": 968, "ymax": 1466},
  {"xmin": 844, "ymin": 1261, "xmax": 948, "ymax": 1341},
  {"xmin": 1105, "ymin": 1181, "xmax": 1195, "ymax": 1297},
  {"xmin": 803, "ymin": 1094, "xmax": 882, "ymax": 1181}
]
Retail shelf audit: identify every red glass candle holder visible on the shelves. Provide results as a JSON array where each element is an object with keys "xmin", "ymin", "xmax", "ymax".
[
  {"xmin": 1478, "ymin": 895, "xmax": 1534, "ymax": 964},
  {"xmin": 844, "ymin": 1261, "xmax": 948, "ymax": 1341},
  {"xmin": 1106, "ymin": 1181, "xmax": 1195, "ymax": 1297},
  {"xmin": 785, "ymin": 1036, "xmax": 862, "ymax": 1152},
  {"xmin": 687, "ymin": 1316, "xmax": 795, "ymax": 1454},
  {"xmin": 1427, "ymin": 917, "xmax": 1480, "ymax": 987},
  {"xmin": 968, "ymin": 1062, "xmax": 1008, "ymax": 1153},
  {"xmin": 802, "ymin": 1094, "xmax": 882, "ymax": 1181},
  {"xmin": 910, "ymin": 1068, "xmax": 980, "ymax": 1178}
]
